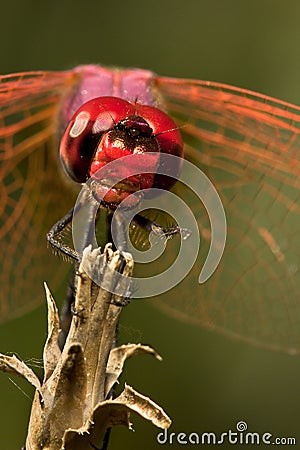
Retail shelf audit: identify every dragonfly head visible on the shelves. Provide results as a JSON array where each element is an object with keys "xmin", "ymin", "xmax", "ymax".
[{"xmin": 59, "ymin": 96, "xmax": 183, "ymax": 208}]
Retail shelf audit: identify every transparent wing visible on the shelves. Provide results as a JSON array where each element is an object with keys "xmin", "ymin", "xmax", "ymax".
[
  {"xmin": 153, "ymin": 76, "xmax": 300, "ymax": 354},
  {"xmin": 0, "ymin": 70, "xmax": 80, "ymax": 322}
]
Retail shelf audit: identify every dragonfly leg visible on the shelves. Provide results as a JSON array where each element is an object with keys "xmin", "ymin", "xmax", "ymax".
[
  {"xmin": 108, "ymin": 210, "xmax": 128, "ymax": 252},
  {"xmin": 47, "ymin": 207, "xmax": 80, "ymax": 261},
  {"xmin": 132, "ymin": 213, "xmax": 191, "ymax": 240},
  {"xmin": 47, "ymin": 207, "xmax": 84, "ymax": 349}
]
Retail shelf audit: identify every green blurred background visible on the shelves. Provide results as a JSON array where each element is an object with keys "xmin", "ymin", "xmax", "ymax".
[{"xmin": 0, "ymin": 0, "xmax": 300, "ymax": 448}]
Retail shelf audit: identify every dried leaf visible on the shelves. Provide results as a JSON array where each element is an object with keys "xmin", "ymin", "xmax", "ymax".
[
  {"xmin": 0, "ymin": 354, "xmax": 41, "ymax": 394},
  {"xmin": 115, "ymin": 384, "xmax": 171, "ymax": 429},
  {"xmin": 63, "ymin": 384, "xmax": 171, "ymax": 449},
  {"xmin": 43, "ymin": 283, "xmax": 61, "ymax": 381},
  {"xmin": 105, "ymin": 344, "xmax": 162, "ymax": 396}
]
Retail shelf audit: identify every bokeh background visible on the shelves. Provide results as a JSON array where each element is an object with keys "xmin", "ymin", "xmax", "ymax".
[{"xmin": 0, "ymin": 0, "xmax": 300, "ymax": 449}]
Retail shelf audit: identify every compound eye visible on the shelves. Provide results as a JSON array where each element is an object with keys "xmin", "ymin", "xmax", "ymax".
[{"xmin": 59, "ymin": 97, "xmax": 134, "ymax": 182}]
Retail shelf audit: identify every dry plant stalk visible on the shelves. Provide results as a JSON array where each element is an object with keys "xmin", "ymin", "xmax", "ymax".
[{"xmin": 0, "ymin": 244, "xmax": 171, "ymax": 449}]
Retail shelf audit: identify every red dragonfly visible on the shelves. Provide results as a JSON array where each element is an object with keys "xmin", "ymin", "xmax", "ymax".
[{"xmin": 0, "ymin": 65, "xmax": 299, "ymax": 354}]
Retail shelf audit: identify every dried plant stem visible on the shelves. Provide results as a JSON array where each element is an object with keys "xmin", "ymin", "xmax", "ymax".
[{"xmin": 0, "ymin": 244, "xmax": 171, "ymax": 450}]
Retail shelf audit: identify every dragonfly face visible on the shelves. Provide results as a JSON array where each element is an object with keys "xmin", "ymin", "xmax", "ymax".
[
  {"xmin": 0, "ymin": 65, "xmax": 299, "ymax": 354},
  {"xmin": 59, "ymin": 95, "xmax": 183, "ymax": 206}
]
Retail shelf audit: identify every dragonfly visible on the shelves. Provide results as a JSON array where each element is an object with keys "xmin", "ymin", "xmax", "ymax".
[{"xmin": 0, "ymin": 64, "xmax": 299, "ymax": 354}]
